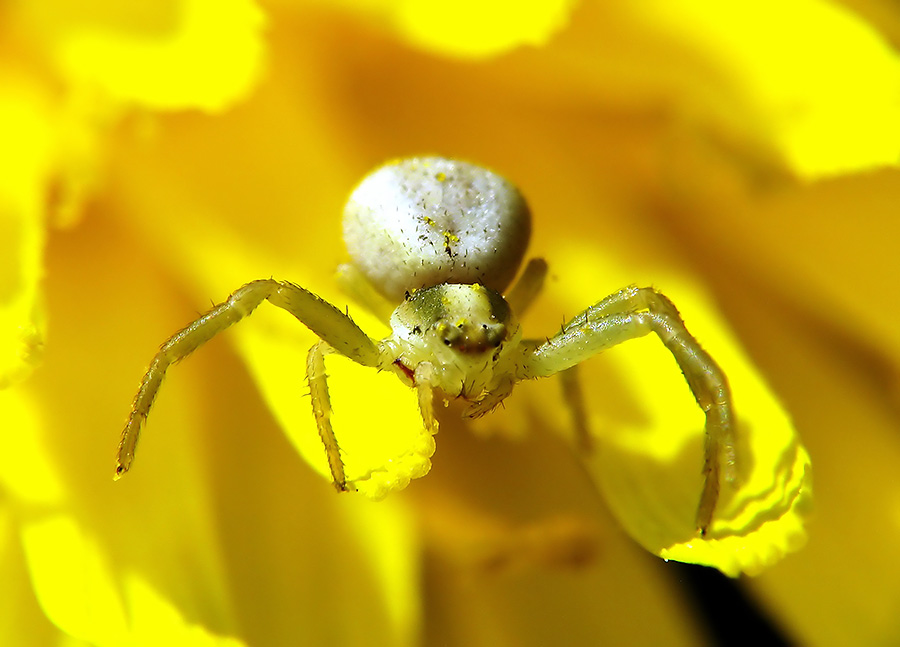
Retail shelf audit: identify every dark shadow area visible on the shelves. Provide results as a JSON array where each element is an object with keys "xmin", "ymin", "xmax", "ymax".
[{"xmin": 668, "ymin": 561, "xmax": 794, "ymax": 646}]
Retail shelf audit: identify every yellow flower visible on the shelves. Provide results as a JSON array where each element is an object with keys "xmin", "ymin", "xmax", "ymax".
[{"xmin": 2, "ymin": 0, "xmax": 898, "ymax": 644}]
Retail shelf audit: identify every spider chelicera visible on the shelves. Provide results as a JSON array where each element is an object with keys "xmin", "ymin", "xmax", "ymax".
[{"xmin": 115, "ymin": 156, "xmax": 735, "ymax": 535}]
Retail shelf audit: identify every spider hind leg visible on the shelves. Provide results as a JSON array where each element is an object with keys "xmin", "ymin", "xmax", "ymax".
[{"xmin": 522, "ymin": 285, "xmax": 736, "ymax": 535}]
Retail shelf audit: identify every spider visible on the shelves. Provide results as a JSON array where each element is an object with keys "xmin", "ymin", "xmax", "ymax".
[{"xmin": 115, "ymin": 156, "xmax": 735, "ymax": 535}]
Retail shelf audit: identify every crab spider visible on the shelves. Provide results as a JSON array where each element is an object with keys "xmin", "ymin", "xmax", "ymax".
[{"xmin": 115, "ymin": 157, "xmax": 735, "ymax": 535}]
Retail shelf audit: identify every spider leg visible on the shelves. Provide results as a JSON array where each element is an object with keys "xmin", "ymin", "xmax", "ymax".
[
  {"xmin": 116, "ymin": 279, "xmax": 380, "ymax": 479},
  {"xmin": 306, "ymin": 341, "xmax": 348, "ymax": 490},
  {"xmin": 463, "ymin": 376, "xmax": 515, "ymax": 418},
  {"xmin": 413, "ymin": 362, "xmax": 439, "ymax": 435},
  {"xmin": 558, "ymin": 366, "xmax": 592, "ymax": 452},
  {"xmin": 335, "ymin": 263, "xmax": 397, "ymax": 324},
  {"xmin": 505, "ymin": 258, "xmax": 548, "ymax": 315},
  {"xmin": 520, "ymin": 285, "xmax": 734, "ymax": 535}
]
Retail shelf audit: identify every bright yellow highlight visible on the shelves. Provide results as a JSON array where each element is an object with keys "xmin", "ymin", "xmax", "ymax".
[
  {"xmin": 46, "ymin": 0, "xmax": 267, "ymax": 111},
  {"xmin": 21, "ymin": 515, "xmax": 248, "ymax": 646},
  {"xmin": 0, "ymin": 389, "xmax": 66, "ymax": 506},
  {"xmin": 553, "ymin": 243, "xmax": 811, "ymax": 576},
  {"xmin": 0, "ymin": 78, "xmax": 51, "ymax": 388},
  {"xmin": 640, "ymin": 0, "xmax": 900, "ymax": 177},
  {"xmin": 336, "ymin": 496, "xmax": 421, "ymax": 645},
  {"xmin": 390, "ymin": 0, "xmax": 577, "ymax": 57},
  {"xmin": 22, "ymin": 516, "xmax": 129, "ymax": 645}
]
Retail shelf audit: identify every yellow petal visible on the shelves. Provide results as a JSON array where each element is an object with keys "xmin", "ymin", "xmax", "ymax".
[
  {"xmin": 316, "ymin": 0, "xmax": 578, "ymax": 57},
  {"xmin": 0, "ymin": 77, "xmax": 51, "ymax": 388},
  {"xmin": 0, "ymin": 388, "xmax": 67, "ymax": 507},
  {"xmin": 21, "ymin": 515, "xmax": 252, "ymax": 646},
  {"xmin": 16, "ymin": 207, "xmax": 423, "ymax": 646},
  {"xmin": 552, "ymin": 243, "xmax": 811, "ymax": 576},
  {"xmin": 410, "ymin": 416, "xmax": 706, "ymax": 645},
  {"xmin": 752, "ymin": 171, "xmax": 900, "ymax": 361},
  {"xmin": 726, "ymin": 277, "xmax": 900, "ymax": 644},
  {"xmin": 29, "ymin": 0, "xmax": 267, "ymax": 111},
  {"xmin": 390, "ymin": 0, "xmax": 578, "ymax": 58},
  {"xmin": 121, "ymin": 575, "xmax": 248, "ymax": 647},
  {"xmin": 635, "ymin": 0, "xmax": 900, "ymax": 177},
  {"xmin": 0, "ymin": 509, "xmax": 56, "ymax": 644},
  {"xmin": 21, "ymin": 515, "xmax": 130, "ymax": 645}
]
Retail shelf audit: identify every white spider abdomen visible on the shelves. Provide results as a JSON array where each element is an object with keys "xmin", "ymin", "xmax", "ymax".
[{"xmin": 343, "ymin": 157, "xmax": 531, "ymax": 302}]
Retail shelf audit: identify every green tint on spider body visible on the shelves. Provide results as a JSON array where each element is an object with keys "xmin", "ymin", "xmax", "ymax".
[
  {"xmin": 115, "ymin": 156, "xmax": 736, "ymax": 536},
  {"xmin": 391, "ymin": 283, "xmax": 516, "ymax": 354},
  {"xmin": 383, "ymin": 283, "xmax": 522, "ymax": 402}
]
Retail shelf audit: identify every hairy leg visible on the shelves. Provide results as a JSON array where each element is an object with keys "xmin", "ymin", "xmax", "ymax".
[
  {"xmin": 522, "ymin": 285, "xmax": 734, "ymax": 535},
  {"xmin": 413, "ymin": 362, "xmax": 439, "ymax": 435},
  {"xmin": 558, "ymin": 366, "xmax": 592, "ymax": 452},
  {"xmin": 306, "ymin": 341, "xmax": 348, "ymax": 489},
  {"xmin": 463, "ymin": 376, "xmax": 515, "ymax": 419},
  {"xmin": 116, "ymin": 279, "xmax": 380, "ymax": 478},
  {"xmin": 335, "ymin": 263, "xmax": 397, "ymax": 324},
  {"xmin": 505, "ymin": 258, "xmax": 548, "ymax": 316}
]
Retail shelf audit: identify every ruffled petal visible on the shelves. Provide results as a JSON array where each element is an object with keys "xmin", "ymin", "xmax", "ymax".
[{"xmin": 551, "ymin": 243, "xmax": 811, "ymax": 576}]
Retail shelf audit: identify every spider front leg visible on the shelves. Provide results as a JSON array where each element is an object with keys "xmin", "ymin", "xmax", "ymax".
[
  {"xmin": 521, "ymin": 286, "xmax": 735, "ymax": 535},
  {"xmin": 306, "ymin": 341, "xmax": 350, "ymax": 490},
  {"xmin": 116, "ymin": 279, "xmax": 381, "ymax": 479},
  {"xmin": 463, "ymin": 376, "xmax": 516, "ymax": 418}
]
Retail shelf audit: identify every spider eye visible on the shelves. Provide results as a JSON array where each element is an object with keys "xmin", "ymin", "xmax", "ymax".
[
  {"xmin": 483, "ymin": 323, "xmax": 507, "ymax": 347},
  {"xmin": 436, "ymin": 322, "xmax": 462, "ymax": 347}
]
